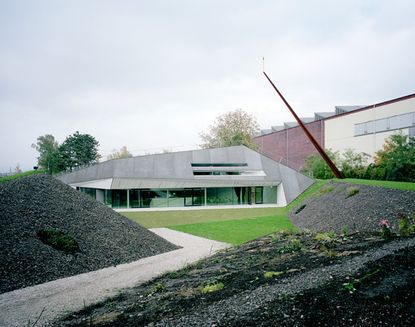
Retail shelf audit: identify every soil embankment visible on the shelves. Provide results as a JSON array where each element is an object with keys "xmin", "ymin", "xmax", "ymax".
[
  {"xmin": 0, "ymin": 174, "xmax": 178, "ymax": 294},
  {"xmin": 290, "ymin": 181, "xmax": 415, "ymax": 233}
]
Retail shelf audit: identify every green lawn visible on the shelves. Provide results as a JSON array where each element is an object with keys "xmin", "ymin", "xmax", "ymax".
[
  {"xmin": 0, "ymin": 170, "xmax": 46, "ymax": 184},
  {"xmin": 340, "ymin": 178, "xmax": 415, "ymax": 191},
  {"xmin": 170, "ymin": 214, "xmax": 296, "ymax": 245},
  {"xmin": 121, "ymin": 178, "xmax": 414, "ymax": 245},
  {"xmin": 123, "ymin": 207, "xmax": 284, "ymax": 228}
]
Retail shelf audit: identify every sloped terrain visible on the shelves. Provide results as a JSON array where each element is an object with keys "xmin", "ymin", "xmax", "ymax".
[
  {"xmin": 56, "ymin": 231, "xmax": 415, "ymax": 326},
  {"xmin": 0, "ymin": 174, "xmax": 178, "ymax": 294},
  {"xmin": 54, "ymin": 181, "xmax": 415, "ymax": 327},
  {"xmin": 290, "ymin": 181, "xmax": 415, "ymax": 233}
]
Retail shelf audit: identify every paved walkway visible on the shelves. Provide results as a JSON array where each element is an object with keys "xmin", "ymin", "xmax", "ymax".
[{"xmin": 0, "ymin": 228, "xmax": 230, "ymax": 327}]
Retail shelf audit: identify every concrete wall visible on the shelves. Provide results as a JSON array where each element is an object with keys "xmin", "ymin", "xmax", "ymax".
[
  {"xmin": 254, "ymin": 120, "xmax": 324, "ymax": 171},
  {"xmin": 325, "ymin": 96, "xmax": 415, "ymax": 158}
]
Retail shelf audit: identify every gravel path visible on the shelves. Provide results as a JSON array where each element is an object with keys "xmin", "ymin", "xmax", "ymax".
[
  {"xmin": 0, "ymin": 228, "xmax": 230, "ymax": 327},
  {"xmin": 290, "ymin": 181, "xmax": 415, "ymax": 233},
  {"xmin": 155, "ymin": 236, "xmax": 415, "ymax": 327},
  {"xmin": 0, "ymin": 175, "xmax": 178, "ymax": 294}
]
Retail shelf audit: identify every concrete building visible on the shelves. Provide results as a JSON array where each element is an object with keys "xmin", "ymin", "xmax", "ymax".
[
  {"xmin": 57, "ymin": 146, "xmax": 314, "ymax": 209},
  {"xmin": 255, "ymin": 93, "xmax": 415, "ymax": 171}
]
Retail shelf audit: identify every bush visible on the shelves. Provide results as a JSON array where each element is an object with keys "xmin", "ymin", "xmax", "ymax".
[{"xmin": 37, "ymin": 228, "xmax": 79, "ymax": 253}]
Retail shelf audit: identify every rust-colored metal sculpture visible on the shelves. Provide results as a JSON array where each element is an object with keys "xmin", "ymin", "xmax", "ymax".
[{"xmin": 263, "ymin": 71, "xmax": 343, "ymax": 179}]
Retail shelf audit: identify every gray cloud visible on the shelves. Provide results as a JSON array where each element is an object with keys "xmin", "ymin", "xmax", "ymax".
[{"xmin": 1, "ymin": 0, "xmax": 414, "ymax": 171}]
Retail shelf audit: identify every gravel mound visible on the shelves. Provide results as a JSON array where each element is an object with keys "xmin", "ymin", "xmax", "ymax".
[
  {"xmin": 290, "ymin": 181, "xmax": 415, "ymax": 233},
  {"xmin": 0, "ymin": 174, "xmax": 178, "ymax": 294}
]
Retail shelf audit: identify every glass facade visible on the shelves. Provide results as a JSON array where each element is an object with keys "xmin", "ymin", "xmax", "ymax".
[{"xmin": 83, "ymin": 186, "xmax": 277, "ymax": 208}]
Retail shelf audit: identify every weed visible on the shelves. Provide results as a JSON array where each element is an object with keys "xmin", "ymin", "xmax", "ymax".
[
  {"xmin": 341, "ymin": 226, "xmax": 349, "ymax": 236},
  {"xmin": 343, "ymin": 269, "xmax": 380, "ymax": 294},
  {"xmin": 264, "ymin": 271, "xmax": 283, "ymax": 279},
  {"xmin": 167, "ymin": 271, "xmax": 179, "ymax": 279},
  {"xmin": 379, "ymin": 219, "xmax": 393, "ymax": 240},
  {"xmin": 201, "ymin": 282, "xmax": 224, "ymax": 294},
  {"xmin": 397, "ymin": 213, "xmax": 415, "ymax": 237},
  {"xmin": 314, "ymin": 232, "xmax": 338, "ymax": 247},
  {"xmin": 148, "ymin": 282, "xmax": 165, "ymax": 295},
  {"xmin": 279, "ymin": 238, "xmax": 302, "ymax": 253},
  {"xmin": 318, "ymin": 186, "xmax": 334, "ymax": 195},
  {"xmin": 37, "ymin": 229, "xmax": 79, "ymax": 253},
  {"xmin": 346, "ymin": 186, "xmax": 359, "ymax": 198}
]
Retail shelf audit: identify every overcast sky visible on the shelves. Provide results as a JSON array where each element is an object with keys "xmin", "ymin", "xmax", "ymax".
[{"xmin": 1, "ymin": 0, "xmax": 414, "ymax": 172}]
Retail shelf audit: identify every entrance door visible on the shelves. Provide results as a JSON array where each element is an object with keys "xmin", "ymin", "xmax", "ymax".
[
  {"xmin": 184, "ymin": 188, "xmax": 203, "ymax": 206},
  {"xmin": 255, "ymin": 187, "xmax": 263, "ymax": 204}
]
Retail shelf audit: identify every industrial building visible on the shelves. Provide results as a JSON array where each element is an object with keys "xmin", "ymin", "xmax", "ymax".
[{"xmin": 255, "ymin": 93, "xmax": 415, "ymax": 171}]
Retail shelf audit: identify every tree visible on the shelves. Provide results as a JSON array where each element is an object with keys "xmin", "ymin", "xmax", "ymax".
[
  {"xmin": 301, "ymin": 149, "xmax": 340, "ymax": 179},
  {"xmin": 107, "ymin": 146, "xmax": 133, "ymax": 160},
  {"xmin": 59, "ymin": 132, "xmax": 100, "ymax": 171},
  {"xmin": 31, "ymin": 134, "xmax": 60, "ymax": 174},
  {"xmin": 301, "ymin": 148, "xmax": 370, "ymax": 179},
  {"xmin": 371, "ymin": 133, "xmax": 415, "ymax": 182},
  {"xmin": 339, "ymin": 149, "xmax": 370, "ymax": 178},
  {"xmin": 200, "ymin": 109, "xmax": 260, "ymax": 150}
]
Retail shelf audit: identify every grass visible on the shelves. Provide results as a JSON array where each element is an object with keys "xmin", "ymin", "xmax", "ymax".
[
  {"xmin": 123, "ymin": 207, "xmax": 283, "ymax": 228},
  {"xmin": 170, "ymin": 214, "xmax": 297, "ymax": 245},
  {"xmin": 0, "ymin": 170, "xmax": 46, "ymax": 184},
  {"xmin": 341, "ymin": 178, "xmax": 415, "ymax": 191},
  {"xmin": 121, "ymin": 177, "xmax": 414, "ymax": 245}
]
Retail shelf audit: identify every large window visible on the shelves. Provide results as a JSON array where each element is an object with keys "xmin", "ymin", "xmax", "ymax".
[
  {"xmin": 111, "ymin": 190, "xmax": 128, "ymax": 208},
  {"xmin": 79, "ymin": 187, "xmax": 96, "ymax": 199},
  {"xmin": 355, "ymin": 112, "xmax": 415, "ymax": 136}
]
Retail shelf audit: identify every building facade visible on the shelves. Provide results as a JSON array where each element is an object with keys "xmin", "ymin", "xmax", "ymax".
[
  {"xmin": 57, "ymin": 146, "xmax": 314, "ymax": 209},
  {"xmin": 325, "ymin": 94, "xmax": 415, "ymax": 157},
  {"xmin": 255, "ymin": 93, "xmax": 415, "ymax": 171}
]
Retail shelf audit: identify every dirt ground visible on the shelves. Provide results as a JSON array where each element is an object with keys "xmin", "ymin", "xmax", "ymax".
[{"xmin": 56, "ymin": 230, "xmax": 415, "ymax": 326}]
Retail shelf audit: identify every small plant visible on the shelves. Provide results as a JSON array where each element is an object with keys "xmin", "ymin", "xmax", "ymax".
[
  {"xmin": 343, "ymin": 281, "xmax": 357, "ymax": 294},
  {"xmin": 318, "ymin": 186, "xmax": 334, "ymax": 195},
  {"xmin": 379, "ymin": 219, "xmax": 393, "ymax": 240},
  {"xmin": 279, "ymin": 238, "xmax": 302, "ymax": 253},
  {"xmin": 341, "ymin": 226, "xmax": 349, "ymax": 236},
  {"xmin": 201, "ymin": 282, "xmax": 224, "ymax": 294},
  {"xmin": 264, "ymin": 271, "xmax": 283, "ymax": 279},
  {"xmin": 37, "ymin": 228, "xmax": 79, "ymax": 253},
  {"xmin": 346, "ymin": 186, "xmax": 359, "ymax": 198},
  {"xmin": 397, "ymin": 213, "xmax": 415, "ymax": 237},
  {"xmin": 149, "ymin": 282, "xmax": 165, "ymax": 295},
  {"xmin": 343, "ymin": 269, "xmax": 380, "ymax": 294}
]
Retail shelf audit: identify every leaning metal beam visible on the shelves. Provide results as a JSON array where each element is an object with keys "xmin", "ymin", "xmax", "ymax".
[{"xmin": 263, "ymin": 71, "xmax": 344, "ymax": 179}]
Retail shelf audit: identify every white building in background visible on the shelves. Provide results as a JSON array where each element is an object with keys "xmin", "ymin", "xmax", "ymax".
[{"xmin": 325, "ymin": 94, "xmax": 415, "ymax": 158}]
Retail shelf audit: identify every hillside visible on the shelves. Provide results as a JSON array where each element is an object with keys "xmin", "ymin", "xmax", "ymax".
[
  {"xmin": 289, "ymin": 181, "xmax": 415, "ymax": 233},
  {"xmin": 54, "ymin": 180, "xmax": 415, "ymax": 326},
  {"xmin": 0, "ymin": 175, "xmax": 178, "ymax": 294}
]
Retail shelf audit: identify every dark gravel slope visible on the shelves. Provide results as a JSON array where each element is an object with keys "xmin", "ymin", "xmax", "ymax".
[
  {"xmin": 290, "ymin": 181, "xmax": 415, "ymax": 233},
  {"xmin": 0, "ymin": 174, "xmax": 178, "ymax": 294}
]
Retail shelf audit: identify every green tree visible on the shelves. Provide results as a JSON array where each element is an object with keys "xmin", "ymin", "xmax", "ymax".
[
  {"xmin": 371, "ymin": 133, "xmax": 415, "ymax": 182},
  {"xmin": 200, "ymin": 109, "xmax": 260, "ymax": 150},
  {"xmin": 31, "ymin": 134, "xmax": 60, "ymax": 174},
  {"xmin": 59, "ymin": 132, "xmax": 100, "ymax": 171},
  {"xmin": 107, "ymin": 146, "xmax": 133, "ymax": 160},
  {"xmin": 339, "ymin": 149, "xmax": 370, "ymax": 178},
  {"xmin": 301, "ymin": 149, "xmax": 340, "ymax": 179}
]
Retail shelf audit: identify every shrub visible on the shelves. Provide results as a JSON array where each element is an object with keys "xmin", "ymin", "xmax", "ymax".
[
  {"xmin": 264, "ymin": 271, "xmax": 283, "ymax": 279},
  {"xmin": 346, "ymin": 186, "xmax": 359, "ymax": 198},
  {"xmin": 379, "ymin": 219, "xmax": 393, "ymax": 241},
  {"xmin": 201, "ymin": 282, "xmax": 224, "ymax": 294},
  {"xmin": 397, "ymin": 213, "xmax": 415, "ymax": 237},
  {"xmin": 37, "ymin": 228, "xmax": 79, "ymax": 253}
]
